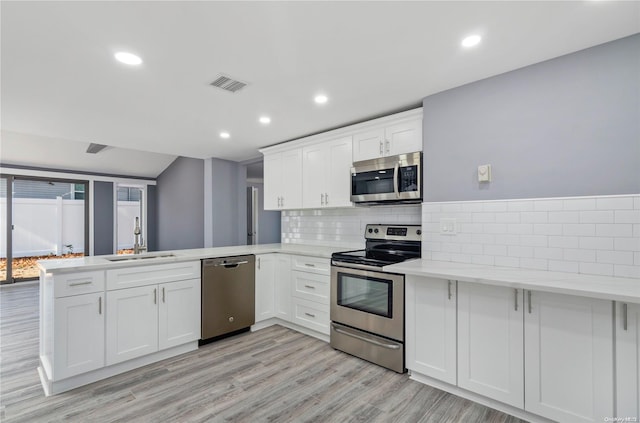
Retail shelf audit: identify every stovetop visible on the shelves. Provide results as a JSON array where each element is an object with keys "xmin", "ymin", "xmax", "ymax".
[{"xmin": 332, "ymin": 224, "xmax": 421, "ymax": 268}]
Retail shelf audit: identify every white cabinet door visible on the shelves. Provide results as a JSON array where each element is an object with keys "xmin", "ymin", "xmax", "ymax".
[
  {"xmin": 386, "ymin": 118, "xmax": 422, "ymax": 156},
  {"xmin": 274, "ymin": 255, "xmax": 292, "ymax": 321},
  {"xmin": 106, "ymin": 285, "xmax": 158, "ymax": 365},
  {"xmin": 325, "ymin": 136, "xmax": 353, "ymax": 208},
  {"xmin": 405, "ymin": 277, "xmax": 456, "ymax": 385},
  {"xmin": 263, "ymin": 153, "xmax": 281, "ymax": 210},
  {"xmin": 53, "ymin": 292, "xmax": 104, "ymax": 380},
  {"xmin": 617, "ymin": 302, "xmax": 640, "ymax": 420},
  {"xmin": 281, "ymin": 148, "xmax": 303, "ymax": 209},
  {"xmin": 353, "ymin": 128, "xmax": 385, "ymax": 161},
  {"xmin": 524, "ymin": 291, "xmax": 613, "ymax": 422},
  {"xmin": 458, "ymin": 283, "xmax": 524, "ymax": 408},
  {"xmin": 255, "ymin": 254, "xmax": 276, "ymax": 322},
  {"xmin": 302, "ymin": 143, "xmax": 325, "ymax": 209},
  {"xmin": 158, "ymin": 279, "xmax": 200, "ymax": 350}
]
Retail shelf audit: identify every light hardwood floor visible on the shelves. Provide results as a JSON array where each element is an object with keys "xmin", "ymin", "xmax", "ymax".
[{"xmin": 0, "ymin": 282, "xmax": 525, "ymax": 423}]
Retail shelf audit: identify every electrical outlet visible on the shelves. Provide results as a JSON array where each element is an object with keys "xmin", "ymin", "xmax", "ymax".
[{"xmin": 440, "ymin": 218, "xmax": 457, "ymax": 235}]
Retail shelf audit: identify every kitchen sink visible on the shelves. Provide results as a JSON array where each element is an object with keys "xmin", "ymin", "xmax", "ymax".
[{"xmin": 106, "ymin": 253, "xmax": 176, "ymax": 262}]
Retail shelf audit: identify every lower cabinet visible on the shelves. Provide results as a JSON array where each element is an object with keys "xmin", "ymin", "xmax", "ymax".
[
  {"xmin": 107, "ymin": 279, "xmax": 200, "ymax": 365},
  {"xmin": 616, "ymin": 302, "xmax": 640, "ymax": 420},
  {"xmin": 53, "ymin": 292, "xmax": 105, "ymax": 379},
  {"xmin": 457, "ymin": 283, "xmax": 524, "ymax": 408},
  {"xmin": 407, "ymin": 277, "xmax": 615, "ymax": 423},
  {"xmin": 405, "ymin": 276, "xmax": 456, "ymax": 385},
  {"xmin": 255, "ymin": 254, "xmax": 276, "ymax": 322}
]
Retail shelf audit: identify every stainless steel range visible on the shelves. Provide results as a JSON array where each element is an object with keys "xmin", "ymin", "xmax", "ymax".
[{"xmin": 330, "ymin": 224, "xmax": 421, "ymax": 373}]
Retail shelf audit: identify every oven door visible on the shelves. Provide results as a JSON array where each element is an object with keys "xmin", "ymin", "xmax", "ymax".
[{"xmin": 330, "ymin": 264, "xmax": 404, "ymax": 341}]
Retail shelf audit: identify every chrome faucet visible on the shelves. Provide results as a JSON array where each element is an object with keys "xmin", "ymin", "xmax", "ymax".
[{"xmin": 133, "ymin": 217, "xmax": 147, "ymax": 254}]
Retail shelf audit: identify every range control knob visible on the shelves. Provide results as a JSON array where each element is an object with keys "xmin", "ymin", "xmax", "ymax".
[
  {"xmin": 417, "ymin": 229, "xmax": 422, "ymax": 235},
  {"xmin": 374, "ymin": 228, "xmax": 379, "ymax": 234},
  {"xmin": 368, "ymin": 228, "xmax": 373, "ymax": 233}
]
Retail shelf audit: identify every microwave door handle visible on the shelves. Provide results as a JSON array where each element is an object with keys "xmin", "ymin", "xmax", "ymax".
[{"xmin": 393, "ymin": 162, "xmax": 400, "ymax": 198}]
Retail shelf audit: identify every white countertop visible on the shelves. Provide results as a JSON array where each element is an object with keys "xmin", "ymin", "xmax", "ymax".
[
  {"xmin": 37, "ymin": 243, "xmax": 347, "ymax": 273},
  {"xmin": 384, "ymin": 259, "xmax": 640, "ymax": 303}
]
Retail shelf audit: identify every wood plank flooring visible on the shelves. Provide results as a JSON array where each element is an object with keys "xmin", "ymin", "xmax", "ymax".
[{"xmin": 0, "ymin": 282, "xmax": 526, "ymax": 423}]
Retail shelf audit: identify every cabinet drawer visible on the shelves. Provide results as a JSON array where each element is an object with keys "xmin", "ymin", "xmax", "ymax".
[
  {"xmin": 292, "ymin": 271, "xmax": 329, "ymax": 304},
  {"xmin": 54, "ymin": 271, "xmax": 105, "ymax": 298},
  {"xmin": 107, "ymin": 261, "xmax": 200, "ymax": 291},
  {"xmin": 290, "ymin": 255, "xmax": 330, "ymax": 275},
  {"xmin": 292, "ymin": 298, "xmax": 329, "ymax": 335}
]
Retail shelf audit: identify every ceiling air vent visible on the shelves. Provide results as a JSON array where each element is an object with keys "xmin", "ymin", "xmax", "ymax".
[
  {"xmin": 86, "ymin": 143, "xmax": 107, "ymax": 154},
  {"xmin": 209, "ymin": 74, "xmax": 248, "ymax": 93}
]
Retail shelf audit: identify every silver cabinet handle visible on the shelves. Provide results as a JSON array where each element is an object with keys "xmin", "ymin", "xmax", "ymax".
[
  {"xmin": 162, "ymin": 287, "xmax": 165, "ymax": 303},
  {"xmin": 304, "ymin": 284, "xmax": 316, "ymax": 289},
  {"xmin": 379, "ymin": 140, "xmax": 383, "ymax": 155},
  {"xmin": 257, "ymin": 257, "xmax": 261, "ymax": 270},
  {"xmin": 69, "ymin": 281, "xmax": 92, "ymax": 287},
  {"xmin": 514, "ymin": 289, "xmax": 519, "ymax": 311},
  {"xmin": 325, "ymin": 193, "xmax": 329, "ymax": 205},
  {"xmin": 623, "ymin": 303, "xmax": 628, "ymax": 331},
  {"xmin": 385, "ymin": 140, "xmax": 390, "ymax": 154},
  {"xmin": 447, "ymin": 280, "xmax": 452, "ymax": 300},
  {"xmin": 281, "ymin": 196, "xmax": 284, "ymax": 208},
  {"xmin": 154, "ymin": 288, "xmax": 157, "ymax": 305},
  {"xmin": 304, "ymin": 312, "xmax": 316, "ymax": 318},
  {"xmin": 332, "ymin": 324, "xmax": 400, "ymax": 350},
  {"xmin": 320, "ymin": 193, "xmax": 324, "ymax": 205},
  {"xmin": 304, "ymin": 263, "xmax": 315, "ymax": 267},
  {"xmin": 528, "ymin": 290, "xmax": 532, "ymax": 314},
  {"xmin": 99, "ymin": 296, "xmax": 102, "ymax": 315}
]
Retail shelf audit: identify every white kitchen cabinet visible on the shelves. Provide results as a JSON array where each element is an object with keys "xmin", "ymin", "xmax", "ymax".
[
  {"xmin": 106, "ymin": 285, "xmax": 159, "ymax": 365},
  {"xmin": 616, "ymin": 302, "xmax": 640, "ymax": 420},
  {"xmin": 53, "ymin": 292, "xmax": 105, "ymax": 380},
  {"xmin": 274, "ymin": 254, "xmax": 292, "ymax": 321},
  {"xmin": 405, "ymin": 276, "xmax": 456, "ymax": 385},
  {"xmin": 352, "ymin": 117, "xmax": 422, "ymax": 162},
  {"xmin": 291, "ymin": 270, "xmax": 329, "ymax": 305},
  {"xmin": 255, "ymin": 254, "xmax": 276, "ymax": 322},
  {"xmin": 302, "ymin": 136, "xmax": 352, "ymax": 208},
  {"xmin": 264, "ymin": 148, "xmax": 303, "ymax": 210},
  {"xmin": 524, "ymin": 291, "xmax": 613, "ymax": 423},
  {"xmin": 158, "ymin": 279, "xmax": 200, "ymax": 350},
  {"xmin": 457, "ymin": 283, "xmax": 524, "ymax": 408}
]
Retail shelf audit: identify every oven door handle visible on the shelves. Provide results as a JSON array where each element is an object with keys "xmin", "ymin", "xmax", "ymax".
[
  {"xmin": 331, "ymin": 324, "xmax": 401, "ymax": 350},
  {"xmin": 393, "ymin": 162, "xmax": 400, "ymax": 198}
]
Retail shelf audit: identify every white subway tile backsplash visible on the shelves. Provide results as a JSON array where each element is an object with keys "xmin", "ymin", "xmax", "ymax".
[
  {"xmin": 597, "ymin": 197, "xmax": 634, "ymax": 210},
  {"xmin": 579, "ymin": 210, "xmax": 614, "ymax": 224},
  {"xmin": 597, "ymin": 250, "xmax": 634, "ymax": 265},
  {"xmin": 421, "ymin": 194, "xmax": 639, "ymax": 278}
]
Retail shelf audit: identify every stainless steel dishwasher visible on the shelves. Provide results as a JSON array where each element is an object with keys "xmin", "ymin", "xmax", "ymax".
[{"xmin": 201, "ymin": 255, "xmax": 255, "ymax": 342}]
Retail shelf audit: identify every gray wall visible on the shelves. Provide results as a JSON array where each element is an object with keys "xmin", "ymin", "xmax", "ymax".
[
  {"xmin": 423, "ymin": 34, "xmax": 640, "ymax": 202},
  {"xmin": 157, "ymin": 157, "xmax": 204, "ymax": 250},
  {"xmin": 207, "ymin": 158, "xmax": 243, "ymax": 247},
  {"xmin": 93, "ymin": 181, "xmax": 114, "ymax": 255}
]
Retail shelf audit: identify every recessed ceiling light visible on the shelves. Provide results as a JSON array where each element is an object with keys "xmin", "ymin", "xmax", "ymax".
[
  {"xmin": 461, "ymin": 35, "xmax": 482, "ymax": 48},
  {"xmin": 114, "ymin": 51, "xmax": 143, "ymax": 65},
  {"xmin": 259, "ymin": 116, "xmax": 271, "ymax": 125},
  {"xmin": 219, "ymin": 132, "xmax": 230, "ymax": 139},
  {"xmin": 314, "ymin": 94, "xmax": 328, "ymax": 105}
]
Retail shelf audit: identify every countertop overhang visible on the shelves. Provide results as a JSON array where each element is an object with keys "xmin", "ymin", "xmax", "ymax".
[
  {"xmin": 384, "ymin": 259, "xmax": 640, "ymax": 303},
  {"xmin": 37, "ymin": 244, "xmax": 345, "ymax": 273}
]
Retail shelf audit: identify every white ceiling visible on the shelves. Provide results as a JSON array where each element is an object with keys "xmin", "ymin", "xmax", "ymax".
[{"xmin": 1, "ymin": 1, "xmax": 639, "ymax": 176}]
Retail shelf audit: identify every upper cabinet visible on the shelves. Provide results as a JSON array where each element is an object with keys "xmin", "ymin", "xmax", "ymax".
[
  {"xmin": 264, "ymin": 148, "xmax": 303, "ymax": 210},
  {"xmin": 260, "ymin": 108, "xmax": 422, "ymax": 210},
  {"xmin": 352, "ymin": 115, "xmax": 422, "ymax": 162},
  {"xmin": 302, "ymin": 136, "xmax": 353, "ymax": 208}
]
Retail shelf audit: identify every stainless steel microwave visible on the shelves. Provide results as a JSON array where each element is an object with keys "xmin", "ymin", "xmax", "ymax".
[{"xmin": 351, "ymin": 152, "xmax": 422, "ymax": 205}]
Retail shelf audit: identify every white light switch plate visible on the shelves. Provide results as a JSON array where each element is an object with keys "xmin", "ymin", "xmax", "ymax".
[{"xmin": 440, "ymin": 218, "xmax": 457, "ymax": 235}]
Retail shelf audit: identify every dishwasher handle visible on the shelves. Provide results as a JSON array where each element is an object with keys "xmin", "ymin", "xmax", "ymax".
[
  {"xmin": 202, "ymin": 256, "xmax": 253, "ymax": 268},
  {"xmin": 215, "ymin": 261, "xmax": 249, "ymax": 268}
]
